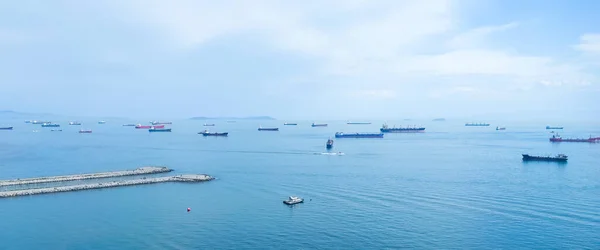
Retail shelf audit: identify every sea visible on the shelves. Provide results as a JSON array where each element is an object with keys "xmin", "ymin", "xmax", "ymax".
[{"xmin": 0, "ymin": 118, "xmax": 599, "ymax": 249}]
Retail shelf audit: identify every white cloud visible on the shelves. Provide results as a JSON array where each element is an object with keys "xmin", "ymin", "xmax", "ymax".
[
  {"xmin": 446, "ymin": 22, "xmax": 518, "ymax": 49},
  {"xmin": 574, "ymin": 33, "xmax": 600, "ymax": 54}
]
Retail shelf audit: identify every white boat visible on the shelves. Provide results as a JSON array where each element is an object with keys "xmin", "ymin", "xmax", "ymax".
[{"xmin": 283, "ymin": 196, "xmax": 304, "ymax": 205}]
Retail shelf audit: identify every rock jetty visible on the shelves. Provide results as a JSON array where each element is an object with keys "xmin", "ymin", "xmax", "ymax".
[
  {"xmin": 0, "ymin": 174, "xmax": 214, "ymax": 198},
  {"xmin": 0, "ymin": 167, "xmax": 172, "ymax": 187}
]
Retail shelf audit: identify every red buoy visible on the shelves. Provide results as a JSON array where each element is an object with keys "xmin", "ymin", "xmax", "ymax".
[{"xmin": 187, "ymin": 208, "xmax": 191, "ymax": 212}]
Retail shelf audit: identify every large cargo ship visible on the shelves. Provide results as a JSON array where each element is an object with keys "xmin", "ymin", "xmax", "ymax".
[
  {"xmin": 335, "ymin": 132, "xmax": 384, "ymax": 138},
  {"xmin": 546, "ymin": 126, "xmax": 563, "ymax": 130},
  {"xmin": 79, "ymin": 129, "xmax": 92, "ymax": 134},
  {"xmin": 522, "ymin": 154, "xmax": 567, "ymax": 162},
  {"xmin": 0, "ymin": 126, "xmax": 13, "ymax": 130},
  {"xmin": 380, "ymin": 124, "xmax": 425, "ymax": 133},
  {"xmin": 550, "ymin": 134, "xmax": 600, "ymax": 143},
  {"xmin": 258, "ymin": 126, "xmax": 279, "ymax": 131},
  {"xmin": 135, "ymin": 124, "xmax": 152, "ymax": 129},
  {"xmin": 465, "ymin": 123, "xmax": 490, "ymax": 126},
  {"xmin": 198, "ymin": 130, "xmax": 228, "ymax": 136},
  {"xmin": 284, "ymin": 123, "xmax": 297, "ymax": 126},
  {"xmin": 41, "ymin": 123, "xmax": 60, "ymax": 128},
  {"xmin": 151, "ymin": 121, "xmax": 172, "ymax": 125},
  {"xmin": 311, "ymin": 123, "xmax": 328, "ymax": 127},
  {"xmin": 69, "ymin": 121, "xmax": 81, "ymax": 125},
  {"xmin": 149, "ymin": 128, "xmax": 171, "ymax": 132}
]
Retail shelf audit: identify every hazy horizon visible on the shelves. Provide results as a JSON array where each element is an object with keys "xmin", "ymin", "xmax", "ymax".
[{"xmin": 1, "ymin": 0, "xmax": 599, "ymax": 120}]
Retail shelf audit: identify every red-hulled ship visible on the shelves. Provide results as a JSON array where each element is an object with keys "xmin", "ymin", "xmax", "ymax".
[
  {"xmin": 135, "ymin": 124, "xmax": 152, "ymax": 129},
  {"xmin": 550, "ymin": 134, "xmax": 600, "ymax": 143}
]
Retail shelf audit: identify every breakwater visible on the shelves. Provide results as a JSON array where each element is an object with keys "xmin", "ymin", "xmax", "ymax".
[
  {"xmin": 0, "ymin": 167, "xmax": 172, "ymax": 187},
  {"xmin": 0, "ymin": 174, "xmax": 214, "ymax": 198}
]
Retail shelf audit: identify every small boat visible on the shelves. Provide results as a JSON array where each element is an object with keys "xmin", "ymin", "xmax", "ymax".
[
  {"xmin": 311, "ymin": 123, "xmax": 328, "ymax": 127},
  {"xmin": 0, "ymin": 127, "xmax": 13, "ymax": 130},
  {"xmin": 198, "ymin": 130, "xmax": 228, "ymax": 136},
  {"xmin": 79, "ymin": 129, "xmax": 92, "ymax": 133},
  {"xmin": 149, "ymin": 128, "xmax": 172, "ymax": 132},
  {"xmin": 546, "ymin": 126, "xmax": 563, "ymax": 130},
  {"xmin": 496, "ymin": 126, "xmax": 506, "ymax": 130},
  {"xmin": 258, "ymin": 126, "xmax": 279, "ymax": 131},
  {"xmin": 465, "ymin": 123, "xmax": 490, "ymax": 126},
  {"xmin": 335, "ymin": 132, "xmax": 384, "ymax": 138},
  {"xmin": 347, "ymin": 122, "xmax": 371, "ymax": 125},
  {"xmin": 135, "ymin": 124, "xmax": 152, "ymax": 129},
  {"xmin": 51, "ymin": 129, "xmax": 62, "ymax": 132},
  {"xmin": 69, "ymin": 121, "xmax": 81, "ymax": 125},
  {"xmin": 326, "ymin": 138, "xmax": 333, "ymax": 149},
  {"xmin": 522, "ymin": 154, "xmax": 567, "ymax": 162},
  {"xmin": 122, "ymin": 124, "xmax": 136, "ymax": 127},
  {"xmin": 203, "ymin": 123, "xmax": 215, "ymax": 126},
  {"xmin": 151, "ymin": 125, "xmax": 165, "ymax": 129},
  {"xmin": 41, "ymin": 123, "xmax": 60, "ymax": 128},
  {"xmin": 284, "ymin": 123, "xmax": 297, "ymax": 126},
  {"xmin": 283, "ymin": 196, "xmax": 304, "ymax": 205},
  {"xmin": 24, "ymin": 120, "xmax": 31, "ymax": 123},
  {"xmin": 98, "ymin": 121, "xmax": 106, "ymax": 124}
]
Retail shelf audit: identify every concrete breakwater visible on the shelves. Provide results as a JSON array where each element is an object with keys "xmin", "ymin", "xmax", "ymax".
[
  {"xmin": 0, "ymin": 167, "xmax": 172, "ymax": 187},
  {"xmin": 0, "ymin": 174, "xmax": 214, "ymax": 198}
]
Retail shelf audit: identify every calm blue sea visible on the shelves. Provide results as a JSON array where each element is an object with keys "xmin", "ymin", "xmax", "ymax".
[{"xmin": 1, "ymin": 118, "xmax": 599, "ymax": 249}]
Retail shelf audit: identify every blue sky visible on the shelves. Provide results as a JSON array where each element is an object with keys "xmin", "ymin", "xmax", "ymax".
[{"xmin": 0, "ymin": 0, "xmax": 599, "ymax": 120}]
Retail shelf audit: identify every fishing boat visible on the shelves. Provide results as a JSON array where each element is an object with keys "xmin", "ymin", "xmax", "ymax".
[
  {"xmin": 69, "ymin": 121, "xmax": 81, "ymax": 125},
  {"xmin": 258, "ymin": 126, "xmax": 279, "ymax": 131},
  {"xmin": 98, "ymin": 121, "xmax": 106, "ymax": 124},
  {"xmin": 0, "ymin": 127, "xmax": 13, "ymax": 130},
  {"xmin": 326, "ymin": 138, "xmax": 333, "ymax": 149},
  {"xmin": 496, "ymin": 126, "xmax": 506, "ymax": 130},
  {"xmin": 203, "ymin": 123, "xmax": 215, "ymax": 126},
  {"xmin": 311, "ymin": 123, "xmax": 328, "ymax": 127},
  {"xmin": 41, "ymin": 123, "xmax": 60, "ymax": 128},
  {"xmin": 550, "ymin": 134, "xmax": 600, "ymax": 143},
  {"xmin": 284, "ymin": 123, "xmax": 297, "ymax": 126},
  {"xmin": 198, "ymin": 130, "xmax": 228, "ymax": 136},
  {"xmin": 79, "ymin": 129, "xmax": 92, "ymax": 133},
  {"xmin": 283, "ymin": 196, "xmax": 304, "ymax": 205},
  {"xmin": 347, "ymin": 121, "xmax": 371, "ymax": 125},
  {"xmin": 149, "ymin": 128, "xmax": 172, "ymax": 132},
  {"xmin": 380, "ymin": 124, "xmax": 425, "ymax": 133},
  {"xmin": 465, "ymin": 123, "xmax": 490, "ymax": 126},
  {"xmin": 546, "ymin": 126, "xmax": 563, "ymax": 130},
  {"xmin": 335, "ymin": 132, "xmax": 384, "ymax": 138},
  {"xmin": 522, "ymin": 154, "xmax": 568, "ymax": 162},
  {"xmin": 135, "ymin": 124, "xmax": 152, "ymax": 129},
  {"xmin": 122, "ymin": 124, "xmax": 136, "ymax": 127}
]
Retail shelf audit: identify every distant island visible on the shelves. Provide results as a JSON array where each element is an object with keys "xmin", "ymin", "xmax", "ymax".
[
  {"xmin": 432, "ymin": 118, "xmax": 446, "ymax": 121},
  {"xmin": 190, "ymin": 116, "xmax": 276, "ymax": 120}
]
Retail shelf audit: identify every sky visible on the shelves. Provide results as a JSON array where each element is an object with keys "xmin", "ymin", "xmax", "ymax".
[{"xmin": 0, "ymin": 0, "xmax": 599, "ymax": 120}]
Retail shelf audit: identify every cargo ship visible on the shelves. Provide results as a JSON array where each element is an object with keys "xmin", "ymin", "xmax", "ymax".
[
  {"xmin": 198, "ymin": 130, "xmax": 228, "ymax": 136},
  {"xmin": 98, "ymin": 121, "xmax": 106, "ymax": 124},
  {"xmin": 465, "ymin": 123, "xmax": 490, "ymax": 126},
  {"xmin": 31, "ymin": 120, "xmax": 50, "ymax": 124},
  {"xmin": 151, "ymin": 125, "xmax": 165, "ymax": 129},
  {"xmin": 550, "ymin": 134, "xmax": 600, "ymax": 143},
  {"xmin": 135, "ymin": 124, "xmax": 152, "ymax": 129},
  {"xmin": 326, "ymin": 138, "xmax": 333, "ymax": 149},
  {"xmin": 122, "ymin": 124, "xmax": 136, "ymax": 127},
  {"xmin": 284, "ymin": 123, "xmax": 297, "ymax": 125},
  {"xmin": 41, "ymin": 123, "xmax": 60, "ymax": 128},
  {"xmin": 258, "ymin": 126, "xmax": 279, "ymax": 131},
  {"xmin": 203, "ymin": 123, "xmax": 215, "ymax": 126},
  {"xmin": 151, "ymin": 121, "xmax": 172, "ymax": 125},
  {"xmin": 522, "ymin": 154, "xmax": 567, "ymax": 162},
  {"xmin": 546, "ymin": 126, "xmax": 563, "ymax": 130},
  {"xmin": 335, "ymin": 132, "xmax": 384, "ymax": 138},
  {"xmin": 149, "ymin": 128, "xmax": 172, "ymax": 132},
  {"xmin": 380, "ymin": 124, "xmax": 425, "ymax": 133},
  {"xmin": 347, "ymin": 121, "xmax": 371, "ymax": 125},
  {"xmin": 79, "ymin": 129, "xmax": 92, "ymax": 133},
  {"xmin": 496, "ymin": 126, "xmax": 506, "ymax": 130},
  {"xmin": 24, "ymin": 120, "xmax": 31, "ymax": 123},
  {"xmin": 311, "ymin": 123, "xmax": 328, "ymax": 127},
  {"xmin": 69, "ymin": 121, "xmax": 81, "ymax": 125},
  {"xmin": 0, "ymin": 126, "xmax": 13, "ymax": 130}
]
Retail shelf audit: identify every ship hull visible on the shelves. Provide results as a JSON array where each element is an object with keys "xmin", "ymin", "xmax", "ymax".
[
  {"xmin": 335, "ymin": 133, "xmax": 384, "ymax": 138},
  {"xmin": 380, "ymin": 128, "xmax": 425, "ymax": 133},
  {"xmin": 200, "ymin": 132, "xmax": 228, "ymax": 137},
  {"xmin": 347, "ymin": 122, "xmax": 371, "ymax": 125},
  {"xmin": 41, "ymin": 124, "xmax": 60, "ymax": 127},
  {"xmin": 522, "ymin": 154, "xmax": 567, "ymax": 162},
  {"xmin": 149, "ymin": 128, "xmax": 172, "ymax": 132},
  {"xmin": 0, "ymin": 127, "xmax": 13, "ymax": 130},
  {"xmin": 311, "ymin": 124, "xmax": 327, "ymax": 127},
  {"xmin": 465, "ymin": 124, "xmax": 490, "ymax": 126},
  {"xmin": 258, "ymin": 128, "xmax": 279, "ymax": 131}
]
